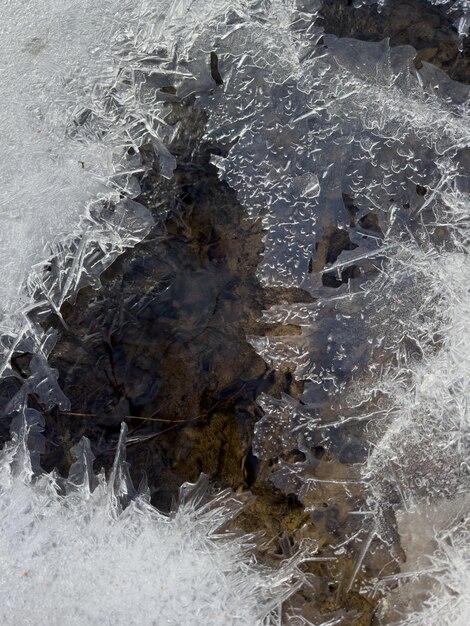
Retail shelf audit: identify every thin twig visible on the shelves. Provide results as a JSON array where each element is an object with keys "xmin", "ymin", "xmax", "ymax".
[
  {"xmin": 61, "ymin": 411, "xmax": 192, "ymax": 424},
  {"xmin": 59, "ymin": 383, "xmax": 247, "ymax": 448}
]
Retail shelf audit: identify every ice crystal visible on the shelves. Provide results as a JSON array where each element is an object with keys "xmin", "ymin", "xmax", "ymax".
[
  {"xmin": 0, "ymin": 415, "xmax": 302, "ymax": 626},
  {"xmin": 0, "ymin": 0, "xmax": 189, "ymax": 376},
  {"xmin": 3, "ymin": 0, "xmax": 470, "ymax": 623}
]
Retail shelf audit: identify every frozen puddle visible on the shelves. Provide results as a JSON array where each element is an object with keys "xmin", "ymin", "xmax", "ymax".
[{"xmin": 1, "ymin": 1, "xmax": 470, "ymax": 624}]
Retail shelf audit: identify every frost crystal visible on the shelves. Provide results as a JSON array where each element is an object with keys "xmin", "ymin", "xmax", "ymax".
[
  {"xmin": 0, "ymin": 0, "xmax": 186, "ymax": 375},
  {"xmin": 0, "ymin": 416, "xmax": 302, "ymax": 626}
]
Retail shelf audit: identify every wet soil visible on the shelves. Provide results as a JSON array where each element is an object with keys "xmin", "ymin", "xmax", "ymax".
[
  {"xmin": 45, "ymin": 141, "xmax": 302, "ymax": 506},
  {"xmin": 319, "ymin": 0, "xmax": 470, "ymax": 84},
  {"xmin": 33, "ymin": 96, "xmax": 381, "ymax": 621}
]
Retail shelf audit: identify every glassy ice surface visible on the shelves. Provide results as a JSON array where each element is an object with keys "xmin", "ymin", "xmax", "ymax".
[{"xmin": 1, "ymin": 0, "xmax": 470, "ymax": 624}]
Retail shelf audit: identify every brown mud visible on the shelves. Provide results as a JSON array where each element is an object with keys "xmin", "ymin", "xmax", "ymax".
[
  {"xmin": 37, "ymin": 95, "xmax": 382, "ymax": 621},
  {"xmin": 320, "ymin": 0, "xmax": 470, "ymax": 84}
]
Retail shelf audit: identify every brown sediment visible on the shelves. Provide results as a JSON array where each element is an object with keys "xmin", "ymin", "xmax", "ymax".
[
  {"xmin": 43, "ymin": 94, "xmax": 304, "ymax": 500},
  {"xmin": 26, "ymin": 92, "xmax": 393, "ymax": 621},
  {"xmin": 0, "ymin": 4, "xmax": 463, "ymax": 623},
  {"xmin": 319, "ymin": 0, "xmax": 470, "ymax": 85}
]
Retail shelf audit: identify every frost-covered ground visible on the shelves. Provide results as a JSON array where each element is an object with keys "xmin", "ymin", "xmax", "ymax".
[
  {"xmin": 1, "ymin": 0, "xmax": 470, "ymax": 624},
  {"xmin": 0, "ymin": 418, "xmax": 301, "ymax": 626}
]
